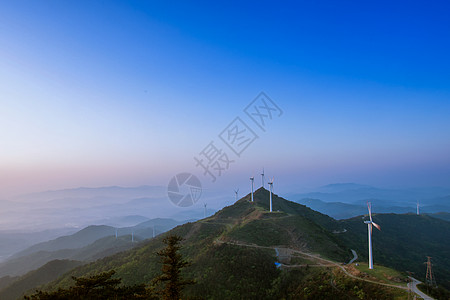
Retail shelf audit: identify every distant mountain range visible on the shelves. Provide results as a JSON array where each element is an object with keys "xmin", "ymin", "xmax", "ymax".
[
  {"xmin": 0, "ymin": 227, "xmax": 78, "ymax": 263},
  {"xmin": 294, "ymin": 197, "xmax": 450, "ymax": 220},
  {"xmin": 12, "ymin": 185, "xmax": 167, "ymax": 203},
  {"xmin": 3, "ymin": 183, "xmax": 448, "ymax": 232},
  {"xmin": 287, "ymin": 183, "xmax": 450, "ymax": 219},
  {"xmin": 0, "ymin": 218, "xmax": 185, "ymax": 279},
  {"xmin": 2, "ymin": 188, "xmax": 447, "ymax": 299},
  {"xmin": 291, "ymin": 183, "xmax": 450, "ymax": 204}
]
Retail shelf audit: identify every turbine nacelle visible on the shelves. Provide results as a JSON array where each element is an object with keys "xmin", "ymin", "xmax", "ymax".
[{"xmin": 365, "ymin": 202, "xmax": 381, "ymax": 232}]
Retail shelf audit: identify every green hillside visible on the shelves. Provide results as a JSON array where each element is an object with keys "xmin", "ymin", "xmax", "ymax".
[
  {"xmin": 32, "ymin": 188, "xmax": 406, "ymax": 299},
  {"xmin": 428, "ymin": 212, "xmax": 450, "ymax": 222},
  {"xmin": 10, "ymin": 225, "xmax": 116, "ymax": 259},
  {"xmin": 0, "ymin": 260, "xmax": 82, "ymax": 300},
  {"xmin": 339, "ymin": 213, "xmax": 450, "ymax": 290},
  {"xmin": 0, "ymin": 235, "xmax": 137, "ymax": 278}
]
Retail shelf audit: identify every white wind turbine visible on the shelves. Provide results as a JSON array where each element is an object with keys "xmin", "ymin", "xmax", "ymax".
[
  {"xmin": 261, "ymin": 168, "xmax": 265, "ymax": 188},
  {"xmin": 364, "ymin": 202, "xmax": 381, "ymax": 269},
  {"xmin": 250, "ymin": 176, "xmax": 254, "ymax": 202},
  {"xmin": 268, "ymin": 177, "xmax": 274, "ymax": 212},
  {"xmin": 234, "ymin": 188, "xmax": 239, "ymax": 202},
  {"xmin": 203, "ymin": 203, "xmax": 207, "ymax": 218},
  {"xmin": 416, "ymin": 200, "xmax": 420, "ymax": 215}
]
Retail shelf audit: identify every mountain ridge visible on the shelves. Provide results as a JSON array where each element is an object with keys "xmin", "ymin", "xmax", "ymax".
[
  {"xmin": 33, "ymin": 188, "xmax": 411, "ymax": 299},
  {"xmin": 3, "ymin": 188, "xmax": 449, "ymax": 299}
]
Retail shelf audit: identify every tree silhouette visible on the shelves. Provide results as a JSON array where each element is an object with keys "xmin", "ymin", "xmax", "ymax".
[
  {"xmin": 25, "ymin": 270, "xmax": 148, "ymax": 299},
  {"xmin": 153, "ymin": 235, "xmax": 194, "ymax": 300}
]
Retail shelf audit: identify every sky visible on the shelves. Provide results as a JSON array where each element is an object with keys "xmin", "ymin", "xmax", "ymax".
[{"xmin": 1, "ymin": 0, "xmax": 450, "ymax": 198}]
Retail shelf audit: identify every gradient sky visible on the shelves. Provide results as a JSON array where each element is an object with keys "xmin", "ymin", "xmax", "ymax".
[{"xmin": 1, "ymin": 1, "xmax": 450, "ymax": 198}]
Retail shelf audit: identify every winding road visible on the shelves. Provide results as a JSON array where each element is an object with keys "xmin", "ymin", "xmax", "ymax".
[
  {"xmin": 217, "ymin": 239, "xmax": 434, "ymax": 299},
  {"xmin": 348, "ymin": 249, "xmax": 358, "ymax": 264},
  {"xmin": 408, "ymin": 277, "xmax": 434, "ymax": 300}
]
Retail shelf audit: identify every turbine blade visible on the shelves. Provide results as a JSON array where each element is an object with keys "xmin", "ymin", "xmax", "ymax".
[
  {"xmin": 367, "ymin": 202, "xmax": 372, "ymax": 222},
  {"xmin": 372, "ymin": 222, "xmax": 381, "ymax": 231}
]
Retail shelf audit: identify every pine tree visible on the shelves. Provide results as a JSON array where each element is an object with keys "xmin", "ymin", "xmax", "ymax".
[
  {"xmin": 25, "ymin": 270, "xmax": 147, "ymax": 299},
  {"xmin": 153, "ymin": 235, "xmax": 194, "ymax": 300}
]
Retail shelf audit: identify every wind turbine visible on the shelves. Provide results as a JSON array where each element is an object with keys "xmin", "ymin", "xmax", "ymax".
[
  {"xmin": 416, "ymin": 200, "xmax": 420, "ymax": 215},
  {"xmin": 234, "ymin": 189, "xmax": 239, "ymax": 202},
  {"xmin": 364, "ymin": 202, "xmax": 381, "ymax": 269},
  {"xmin": 250, "ymin": 176, "xmax": 254, "ymax": 202},
  {"xmin": 268, "ymin": 177, "xmax": 274, "ymax": 212},
  {"xmin": 261, "ymin": 168, "xmax": 265, "ymax": 188},
  {"xmin": 131, "ymin": 231, "xmax": 134, "ymax": 243},
  {"xmin": 203, "ymin": 203, "xmax": 207, "ymax": 218}
]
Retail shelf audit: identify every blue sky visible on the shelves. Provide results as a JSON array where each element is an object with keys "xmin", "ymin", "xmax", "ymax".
[{"xmin": 0, "ymin": 1, "xmax": 449, "ymax": 197}]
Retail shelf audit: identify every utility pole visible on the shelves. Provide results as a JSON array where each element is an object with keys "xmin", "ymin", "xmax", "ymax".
[{"xmin": 425, "ymin": 256, "xmax": 437, "ymax": 293}]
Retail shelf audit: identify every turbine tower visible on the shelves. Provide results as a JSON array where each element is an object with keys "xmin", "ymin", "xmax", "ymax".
[
  {"xmin": 203, "ymin": 203, "xmax": 207, "ymax": 218},
  {"xmin": 131, "ymin": 231, "xmax": 134, "ymax": 243},
  {"xmin": 416, "ymin": 200, "xmax": 420, "ymax": 215},
  {"xmin": 234, "ymin": 188, "xmax": 239, "ymax": 202},
  {"xmin": 261, "ymin": 168, "xmax": 265, "ymax": 188},
  {"xmin": 250, "ymin": 176, "xmax": 254, "ymax": 202},
  {"xmin": 364, "ymin": 202, "xmax": 381, "ymax": 269},
  {"xmin": 268, "ymin": 177, "xmax": 274, "ymax": 212}
]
